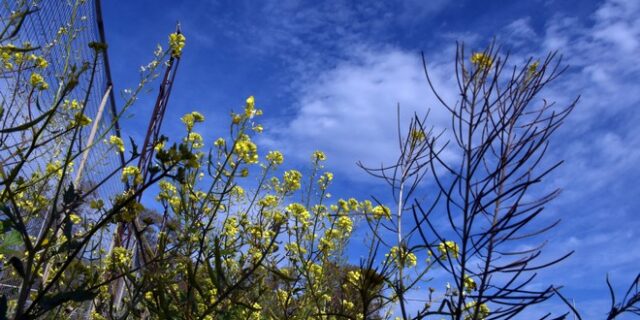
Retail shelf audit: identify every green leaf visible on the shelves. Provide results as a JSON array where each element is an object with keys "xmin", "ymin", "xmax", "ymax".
[
  {"xmin": 0, "ymin": 108, "xmax": 54, "ymax": 133},
  {"xmin": 0, "ymin": 230, "xmax": 23, "ymax": 255}
]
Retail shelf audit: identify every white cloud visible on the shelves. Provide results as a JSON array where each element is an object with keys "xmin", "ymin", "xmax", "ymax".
[{"xmin": 261, "ymin": 45, "xmax": 458, "ymax": 180}]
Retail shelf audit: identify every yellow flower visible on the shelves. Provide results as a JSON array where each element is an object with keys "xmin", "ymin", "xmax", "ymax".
[
  {"xmin": 464, "ymin": 301, "xmax": 490, "ymax": 320},
  {"xmin": 336, "ymin": 215, "xmax": 353, "ymax": 233},
  {"xmin": 437, "ymin": 240, "xmax": 460, "ymax": 260},
  {"xmin": 30, "ymin": 72, "xmax": 48, "ymax": 90},
  {"xmin": 69, "ymin": 213, "xmax": 82, "ymax": 224},
  {"xmin": 36, "ymin": 56, "xmax": 48, "ymax": 69},
  {"xmin": 223, "ymin": 217, "xmax": 239, "ymax": 237},
  {"xmin": 309, "ymin": 263, "xmax": 323, "ymax": 278},
  {"xmin": 245, "ymin": 95, "xmax": 256, "ymax": 118},
  {"xmin": 318, "ymin": 172, "xmax": 333, "ymax": 190},
  {"xmin": 312, "ymin": 150, "xmax": 326, "ymax": 162},
  {"xmin": 343, "ymin": 299, "xmax": 355, "ymax": 309},
  {"xmin": 231, "ymin": 185, "xmax": 245, "ymax": 198},
  {"xmin": 154, "ymin": 140, "xmax": 165, "ymax": 152},
  {"xmin": 231, "ymin": 113, "xmax": 242, "ymax": 124},
  {"xmin": 372, "ymin": 205, "xmax": 391, "ymax": 220},
  {"xmin": 285, "ymin": 242, "xmax": 307, "ymax": 255},
  {"xmin": 277, "ymin": 289, "xmax": 288, "ymax": 305},
  {"xmin": 72, "ymin": 112, "xmax": 92, "ymax": 127},
  {"xmin": 266, "ymin": 150, "xmax": 284, "ymax": 165},
  {"xmin": 283, "ymin": 170, "xmax": 302, "ymax": 191},
  {"xmin": 249, "ymin": 302, "xmax": 262, "ymax": 320},
  {"xmin": 252, "ymin": 124, "xmax": 263, "ymax": 133},
  {"xmin": 410, "ymin": 129, "xmax": 426, "ymax": 143},
  {"xmin": 191, "ymin": 111, "xmax": 205, "ymax": 122},
  {"xmin": 346, "ymin": 270, "xmax": 362, "ymax": 285},
  {"xmin": 186, "ymin": 132, "xmax": 204, "ymax": 149},
  {"xmin": 181, "ymin": 111, "xmax": 204, "ymax": 131},
  {"xmin": 470, "ymin": 52, "xmax": 493, "ymax": 69},
  {"xmin": 258, "ymin": 195, "xmax": 278, "ymax": 208},
  {"xmin": 234, "ymin": 138, "xmax": 258, "ymax": 163},
  {"xmin": 286, "ymin": 203, "xmax": 310, "ymax": 221},
  {"xmin": 46, "ymin": 160, "xmax": 63, "ymax": 177},
  {"xmin": 168, "ymin": 32, "xmax": 186, "ymax": 57},
  {"xmin": 109, "ymin": 135, "xmax": 125, "ymax": 153},
  {"xmin": 463, "ymin": 275, "xmax": 477, "ymax": 293},
  {"xmin": 214, "ymin": 137, "xmax": 225, "ymax": 148},
  {"xmin": 528, "ymin": 61, "xmax": 539, "ymax": 75},
  {"xmin": 121, "ymin": 166, "xmax": 142, "ymax": 185},
  {"xmin": 387, "ymin": 246, "xmax": 417, "ymax": 268}
]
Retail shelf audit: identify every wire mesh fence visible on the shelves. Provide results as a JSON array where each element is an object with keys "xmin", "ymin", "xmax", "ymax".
[{"xmin": 0, "ymin": 0, "xmax": 125, "ymax": 303}]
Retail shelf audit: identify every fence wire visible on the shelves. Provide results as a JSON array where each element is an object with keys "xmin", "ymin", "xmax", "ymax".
[{"xmin": 0, "ymin": 0, "xmax": 125, "ymax": 304}]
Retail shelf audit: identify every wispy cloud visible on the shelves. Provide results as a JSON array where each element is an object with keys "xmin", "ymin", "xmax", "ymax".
[{"xmin": 260, "ymin": 45, "xmax": 459, "ymax": 181}]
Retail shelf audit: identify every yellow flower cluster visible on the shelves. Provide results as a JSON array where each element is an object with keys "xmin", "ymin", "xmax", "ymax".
[
  {"xmin": 464, "ymin": 301, "xmax": 490, "ymax": 320},
  {"xmin": 287, "ymin": 203, "xmax": 310, "ymax": 222},
  {"xmin": 121, "ymin": 166, "xmax": 142, "ymax": 185},
  {"xmin": 410, "ymin": 129, "xmax": 426, "ymax": 143},
  {"xmin": 258, "ymin": 195, "xmax": 278, "ymax": 208},
  {"xmin": 245, "ymin": 95, "xmax": 256, "ymax": 118},
  {"xmin": 470, "ymin": 52, "xmax": 493, "ymax": 69},
  {"xmin": 214, "ymin": 137, "xmax": 225, "ymax": 148},
  {"xmin": 283, "ymin": 170, "xmax": 302, "ymax": 192},
  {"xmin": 168, "ymin": 32, "xmax": 186, "ymax": 57},
  {"xmin": 63, "ymin": 99, "xmax": 82, "ymax": 110},
  {"xmin": 109, "ymin": 247, "xmax": 131, "ymax": 268},
  {"xmin": 463, "ymin": 275, "xmax": 477, "ymax": 293},
  {"xmin": 234, "ymin": 135, "xmax": 258, "ymax": 163},
  {"xmin": 312, "ymin": 150, "xmax": 326, "ymax": 162},
  {"xmin": 285, "ymin": 242, "xmax": 307, "ymax": 256},
  {"xmin": 1, "ymin": 44, "xmax": 48, "ymax": 70},
  {"xmin": 372, "ymin": 205, "xmax": 391, "ymax": 220},
  {"xmin": 46, "ymin": 160, "xmax": 64, "ymax": 178},
  {"xmin": 266, "ymin": 150, "xmax": 284, "ymax": 166},
  {"xmin": 68, "ymin": 213, "xmax": 82, "ymax": 224},
  {"xmin": 223, "ymin": 217, "xmax": 239, "ymax": 237},
  {"xmin": 437, "ymin": 240, "xmax": 460, "ymax": 260},
  {"xmin": 387, "ymin": 246, "xmax": 417, "ymax": 268},
  {"xmin": 30, "ymin": 72, "xmax": 48, "ymax": 90},
  {"xmin": 318, "ymin": 172, "xmax": 333, "ymax": 190},
  {"xmin": 336, "ymin": 215, "xmax": 353, "ymax": 233},
  {"xmin": 109, "ymin": 135, "xmax": 125, "ymax": 153},
  {"xmin": 186, "ymin": 132, "xmax": 204, "ymax": 149},
  {"xmin": 346, "ymin": 269, "xmax": 362, "ymax": 285},
  {"xmin": 528, "ymin": 61, "xmax": 540, "ymax": 75},
  {"xmin": 71, "ymin": 112, "xmax": 92, "ymax": 127},
  {"xmin": 181, "ymin": 111, "xmax": 204, "ymax": 131}
]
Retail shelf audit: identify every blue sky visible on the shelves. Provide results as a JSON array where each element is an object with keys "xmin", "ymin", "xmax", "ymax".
[{"xmin": 101, "ymin": 0, "xmax": 639, "ymax": 318}]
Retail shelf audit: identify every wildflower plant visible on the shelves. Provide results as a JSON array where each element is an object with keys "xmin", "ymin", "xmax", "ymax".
[
  {"xmin": 0, "ymin": 1, "xmax": 183, "ymax": 318},
  {"xmin": 1, "ymin": 2, "xmax": 638, "ymax": 320}
]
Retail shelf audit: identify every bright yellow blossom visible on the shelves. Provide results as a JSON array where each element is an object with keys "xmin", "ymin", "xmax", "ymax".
[
  {"xmin": 438, "ymin": 240, "xmax": 460, "ymax": 260},
  {"xmin": 336, "ymin": 215, "xmax": 353, "ymax": 233},
  {"xmin": 109, "ymin": 135, "xmax": 125, "ymax": 153},
  {"xmin": 470, "ymin": 52, "xmax": 493, "ymax": 69},
  {"xmin": 168, "ymin": 32, "xmax": 186, "ymax": 57},
  {"xmin": 266, "ymin": 150, "xmax": 284, "ymax": 165},
  {"xmin": 30, "ymin": 73, "xmax": 48, "ymax": 90}
]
